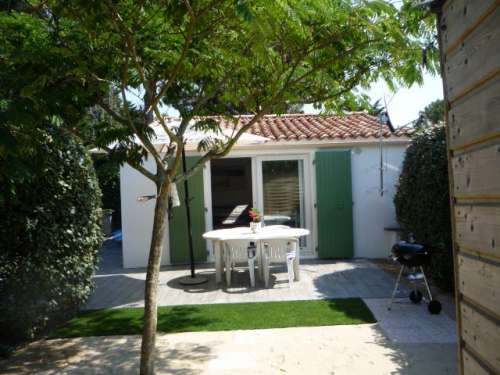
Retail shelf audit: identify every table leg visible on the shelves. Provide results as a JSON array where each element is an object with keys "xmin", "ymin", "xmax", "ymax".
[
  {"xmin": 214, "ymin": 240, "xmax": 222, "ymax": 284},
  {"xmin": 293, "ymin": 240, "xmax": 300, "ymax": 281}
]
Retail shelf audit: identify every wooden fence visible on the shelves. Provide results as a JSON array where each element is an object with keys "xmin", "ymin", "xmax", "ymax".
[{"xmin": 437, "ymin": 1, "xmax": 500, "ymax": 374}]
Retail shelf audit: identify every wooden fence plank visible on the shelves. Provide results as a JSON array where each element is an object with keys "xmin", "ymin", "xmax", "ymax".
[
  {"xmin": 461, "ymin": 302, "xmax": 500, "ymax": 373},
  {"xmin": 463, "ymin": 349, "xmax": 490, "ymax": 375},
  {"xmin": 458, "ymin": 254, "xmax": 500, "ymax": 317},
  {"xmin": 449, "ymin": 74, "xmax": 500, "ymax": 149},
  {"xmin": 440, "ymin": 2, "xmax": 500, "ymax": 374},
  {"xmin": 444, "ymin": 7, "xmax": 500, "ymax": 102},
  {"xmin": 456, "ymin": 205, "xmax": 500, "ymax": 260},
  {"xmin": 452, "ymin": 143, "xmax": 500, "ymax": 197},
  {"xmin": 442, "ymin": 0, "xmax": 498, "ymax": 54}
]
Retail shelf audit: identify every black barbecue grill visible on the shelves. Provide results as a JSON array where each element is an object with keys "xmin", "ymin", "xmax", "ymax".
[{"xmin": 387, "ymin": 241, "xmax": 442, "ymax": 314}]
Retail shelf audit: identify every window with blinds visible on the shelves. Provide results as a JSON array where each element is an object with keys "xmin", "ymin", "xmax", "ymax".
[{"xmin": 262, "ymin": 160, "xmax": 305, "ymax": 230}]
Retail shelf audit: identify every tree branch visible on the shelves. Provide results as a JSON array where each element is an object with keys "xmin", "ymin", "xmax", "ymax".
[
  {"xmin": 165, "ymin": 116, "xmax": 191, "ymax": 179},
  {"xmin": 96, "ymin": 96, "xmax": 129, "ymax": 126},
  {"xmin": 101, "ymin": 145, "xmax": 157, "ymax": 182},
  {"xmin": 171, "ymin": 60, "xmax": 374, "ymax": 184},
  {"xmin": 118, "ymin": 57, "xmax": 164, "ymax": 169},
  {"xmin": 149, "ymin": 1, "xmax": 197, "ymax": 111},
  {"xmin": 172, "ymin": 106, "xmax": 271, "ymax": 184}
]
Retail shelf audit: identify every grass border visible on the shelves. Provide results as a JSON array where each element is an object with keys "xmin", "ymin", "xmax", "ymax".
[{"xmin": 51, "ymin": 298, "xmax": 376, "ymax": 339}]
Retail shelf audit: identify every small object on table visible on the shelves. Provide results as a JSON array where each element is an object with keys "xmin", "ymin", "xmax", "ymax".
[
  {"xmin": 249, "ymin": 207, "xmax": 262, "ymax": 233},
  {"xmin": 250, "ymin": 221, "xmax": 261, "ymax": 233}
]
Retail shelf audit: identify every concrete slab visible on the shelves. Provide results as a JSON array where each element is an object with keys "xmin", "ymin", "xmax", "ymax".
[
  {"xmin": 0, "ymin": 325, "xmax": 457, "ymax": 375},
  {"xmin": 363, "ymin": 299, "xmax": 457, "ymax": 343}
]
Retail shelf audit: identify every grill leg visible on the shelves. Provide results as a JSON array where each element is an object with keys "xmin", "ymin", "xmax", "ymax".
[
  {"xmin": 388, "ymin": 265, "xmax": 405, "ymax": 310},
  {"xmin": 412, "ymin": 266, "xmax": 418, "ymax": 292},
  {"xmin": 420, "ymin": 266, "xmax": 433, "ymax": 301}
]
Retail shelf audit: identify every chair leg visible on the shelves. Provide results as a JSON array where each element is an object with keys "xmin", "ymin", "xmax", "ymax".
[
  {"xmin": 248, "ymin": 258, "xmax": 255, "ymax": 288},
  {"xmin": 286, "ymin": 256, "xmax": 295, "ymax": 288},
  {"xmin": 258, "ymin": 241, "xmax": 265, "ymax": 281},
  {"xmin": 292, "ymin": 242, "xmax": 300, "ymax": 281},
  {"xmin": 420, "ymin": 266, "xmax": 433, "ymax": 301},
  {"xmin": 387, "ymin": 265, "xmax": 405, "ymax": 310},
  {"xmin": 263, "ymin": 256, "xmax": 270, "ymax": 288},
  {"xmin": 225, "ymin": 254, "xmax": 232, "ymax": 287}
]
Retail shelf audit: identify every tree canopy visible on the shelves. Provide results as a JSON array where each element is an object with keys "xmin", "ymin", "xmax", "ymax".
[{"xmin": 1, "ymin": 0, "xmax": 439, "ymax": 185}]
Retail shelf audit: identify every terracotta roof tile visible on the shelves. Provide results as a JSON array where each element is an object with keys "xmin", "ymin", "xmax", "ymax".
[
  {"xmin": 234, "ymin": 113, "xmax": 413, "ymax": 141},
  {"xmin": 165, "ymin": 113, "xmax": 413, "ymax": 142}
]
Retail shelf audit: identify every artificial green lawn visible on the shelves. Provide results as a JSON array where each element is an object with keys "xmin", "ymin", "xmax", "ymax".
[{"xmin": 51, "ymin": 299, "xmax": 375, "ymax": 338}]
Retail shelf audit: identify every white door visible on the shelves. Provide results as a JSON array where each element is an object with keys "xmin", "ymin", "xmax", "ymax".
[{"xmin": 255, "ymin": 155, "xmax": 313, "ymax": 255}]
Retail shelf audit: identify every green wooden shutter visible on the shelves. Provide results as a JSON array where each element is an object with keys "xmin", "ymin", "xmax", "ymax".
[
  {"xmin": 315, "ymin": 149, "xmax": 353, "ymax": 258},
  {"xmin": 169, "ymin": 157, "xmax": 207, "ymax": 264}
]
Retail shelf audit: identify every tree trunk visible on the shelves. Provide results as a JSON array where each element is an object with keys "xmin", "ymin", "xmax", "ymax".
[{"xmin": 139, "ymin": 181, "xmax": 170, "ymax": 375}]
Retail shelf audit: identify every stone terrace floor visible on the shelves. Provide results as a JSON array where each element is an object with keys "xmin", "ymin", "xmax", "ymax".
[
  {"xmin": 86, "ymin": 240, "xmax": 410, "ymax": 309},
  {"xmin": 84, "ymin": 239, "xmax": 457, "ymax": 344}
]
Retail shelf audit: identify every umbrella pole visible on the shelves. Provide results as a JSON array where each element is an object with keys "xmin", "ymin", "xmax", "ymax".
[
  {"xmin": 178, "ymin": 147, "xmax": 208, "ymax": 286},
  {"xmin": 182, "ymin": 148, "xmax": 196, "ymax": 278}
]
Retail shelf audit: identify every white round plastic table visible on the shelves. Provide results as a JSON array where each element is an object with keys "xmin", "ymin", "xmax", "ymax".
[{"xmin": 203, "ymin": 225, "xmax": 310, "ymax": 284}]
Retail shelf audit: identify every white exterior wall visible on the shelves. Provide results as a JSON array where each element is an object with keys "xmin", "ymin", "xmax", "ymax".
[
  {"xmin": 120, "ymin": 142, "xmax": 407, "ymax": 268},
  {"xmin": 350, "ymin": 145, "xmax": 406, "ymax": 258},
  {"xmin": 120, "ymin": 158, "xmax": 171, "ymax": 268}
]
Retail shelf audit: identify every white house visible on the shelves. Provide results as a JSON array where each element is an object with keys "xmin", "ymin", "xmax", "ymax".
[{"xmin": 120, "ymin": 113, "xmax": 412, "ymax": 268}]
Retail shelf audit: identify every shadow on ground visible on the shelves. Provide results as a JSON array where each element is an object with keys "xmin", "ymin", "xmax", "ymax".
[
  {"xmin": 0, "ymin": 335, "xmax": 214, "ymax": 375},
  {"xmin": 311, "ymin": 259, "xmax": 410, "ymax": 299},
  {"xmin": 85, "ymin": 274, "xmax": 146, "ymax": 309},
  {"xmin": 166, "ymin": 267, "xmax": 285, "ymax": 294},
  {"xmin": 369, "ymin": 326, "xmax": 457, "ymax": 375},
  {"xmin": 53, "ymin": 306, "xmax": 220, "ymax": 339}
]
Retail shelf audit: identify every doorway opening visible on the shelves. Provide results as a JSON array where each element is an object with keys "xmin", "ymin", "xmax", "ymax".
[{"xmin": 211, "ymin": 158, "xmax": 253, "ymax": 229}]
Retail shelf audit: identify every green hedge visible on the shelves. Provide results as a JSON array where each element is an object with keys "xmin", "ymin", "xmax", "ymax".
[
  {"xmin": 93, "ymin": 154, "xmax": 121, "ymax": 230},
  {"xmin": 0, "ymin": 127, "xmax": 103, "ymax": 344},
  {"xmin": 394, "ymin": 126, "xmax": 454, "ymax": 290}
]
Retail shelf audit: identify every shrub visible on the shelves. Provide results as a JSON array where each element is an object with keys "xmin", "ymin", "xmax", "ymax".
[
  {"xmin": 93, "ymin": 154, "xmax": 121, "ymax": 230},
  {"xmin": 0, "ymin": 127, "xmax": 103, "ymax": 344},
  {"xmin": 394, "ymin": 125, "xmax": 454, "ymax": 290}
]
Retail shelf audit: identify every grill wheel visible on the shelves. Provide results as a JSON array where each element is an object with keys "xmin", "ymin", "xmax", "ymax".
[{"xmin": 428, "ymin": 300, "xmax": 442, "ymax": 314}]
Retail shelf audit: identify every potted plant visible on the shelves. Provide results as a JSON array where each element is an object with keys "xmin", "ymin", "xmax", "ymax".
[{"xmin": 249, "ymin": 208, "xmax": 262, "ymax": 233}]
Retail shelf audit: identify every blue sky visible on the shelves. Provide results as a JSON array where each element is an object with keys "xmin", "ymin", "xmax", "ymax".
[
  {"xmin": 303, "ymin": 72, "xmax": 444, "ymax": 128},
  {"xmin": 363, "ymin": 72, "xmax": 444, "ymax": 127}
]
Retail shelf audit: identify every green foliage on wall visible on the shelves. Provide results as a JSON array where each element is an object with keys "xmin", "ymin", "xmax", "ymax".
[
  {"xmin": 0, "ymin": 127, "xmax": 103, "ymax": 344},
  {"xmin": 394, "ymin": 126, "xmax": 454, "ymax": 290}
]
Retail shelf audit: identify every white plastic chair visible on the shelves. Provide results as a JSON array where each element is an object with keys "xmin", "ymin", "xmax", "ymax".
[
  {"xmin": 262, "ymin": 238, "xmax": 298, "ymax": 288},
  {"xmin": 222, "ymin": 239, "xmax": 257, "ymax": 287}
]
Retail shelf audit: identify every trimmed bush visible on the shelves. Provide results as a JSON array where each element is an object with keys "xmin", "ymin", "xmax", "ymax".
[
  {"xmin": 0, "ymin": 127, "xmax": 103, "ymax": 344},
  {"xmin": 93, "ymin": 154, "xmax": 121, "ymax": 230},
  {"xmin": 394, "ymin": 126, "xmax": 454, "ymax": 290}
]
